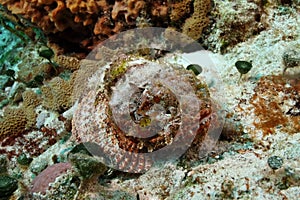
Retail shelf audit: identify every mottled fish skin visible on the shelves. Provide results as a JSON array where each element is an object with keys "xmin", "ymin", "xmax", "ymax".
[{"xmin": 72, "ymin": 56, "xmax": 212, "ymax": 173}]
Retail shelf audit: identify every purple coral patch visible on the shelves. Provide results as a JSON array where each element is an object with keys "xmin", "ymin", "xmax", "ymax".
[{"xmin": 31, "ymin": 162, "xmax": 72, "ymax": 194}]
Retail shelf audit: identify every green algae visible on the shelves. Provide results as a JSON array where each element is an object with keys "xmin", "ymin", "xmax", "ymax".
[
  {"xmin": 0, "ymin": 175, "xmax": 18, "ymax": 198},
  {"xmin": 17, "ymin": 153, "xmax": 33, "ymax": 166}
]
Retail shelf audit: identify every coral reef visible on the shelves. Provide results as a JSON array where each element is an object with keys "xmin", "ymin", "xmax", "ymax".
[
  {"xmin": 0, "ymin": 107, "xmax": 27, "ymax": 141},
  {"xmin": 0, "ymin": 126, "xmax": 61, "ymax": 159},
  {"xmin": 0, "ymin": 90, "xmax": 40, "ymax": 143},
  {"xmin": 0, "ymin": 0, "xmax": 211, "ymax": 52},
  {"xmin": 53, "ymin": 55, "xmax": 80, "ymax": 71},
  {"xmin": 181, "ymin": 0, "xmax": 211, "ymax": 40},
  {"xmin": 31, "ymin": 162, "xmax": 72, "ymax": 194},
  {"xmin": 0, "ymin": 25, "xmax": 23, "ymax": 72},
  {"xmin": 41, "ymin": 76, "xmax": 74, "ymax": 112},
  {"xmin": 21, "ymin": 90, "xmax": 41, "ymax": 129},
  {"xmin": 169, "ymin": 0, "xmax": 192, "ymax": 23},
  {"xmin": 111, "ymin": 0, "xmax": 145, "ymax": 24},
  {"xmin": 30, "ymin": 162, "xmax": 78, "ymax": 199},
  {"xmin": 0, "ymin": 0, "xmax": 299, "ymax": 199},
  {"xmin": 22, "ymin": 90, "xmax": 41, "ymax": 108},
  {"xmin": 0, "ymin": 98, "xmax": 69, "ymax": 159},
  {"xmin": 6, "ymin": 42, "xmax": 51, "ymax": 86},
  {"xmin": 0, "ymin": 155, "xmax": 8, "ymax": 174},
  {"xmin": 17, "ymin": 153, "xmax": 33, "ymax": 166}
]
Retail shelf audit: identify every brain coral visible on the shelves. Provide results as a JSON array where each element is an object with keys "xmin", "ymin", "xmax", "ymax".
[
  {"xmin": 53, "ymin": 55, "xmax": 80, "ymax": 71},
  {"xmin": 0, "ymin": 0, "xmax": 211, "ymax": 52},
  {"xmin": 0, "ymin": 89, "xmax": 43, "ymax": 134},
  {"xmin": 41, "ymin": 76, "xmax": 74, "ymax": 112},
  {"xmin": 22, "ymin": 90, "xmax": 41, "ymax": 108},
  {"xmin": 170, "ymin": 0, "xmax": 192, "ymax": 23},
  {"xmin": 182, "ymin": 0, "xmax": 211, "ymax": 40},
  {"xmin": 0, "ymin": 107, "xmax": 27, "ymax": 141},
  {"xmin": 0, "ymin": 91, "xmax": 41, "ymax": 141}
]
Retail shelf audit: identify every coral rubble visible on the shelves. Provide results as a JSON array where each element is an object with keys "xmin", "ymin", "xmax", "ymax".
[{"xmin": 204, "ymin": 0, "xmax": 268, "ymax": 53}]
